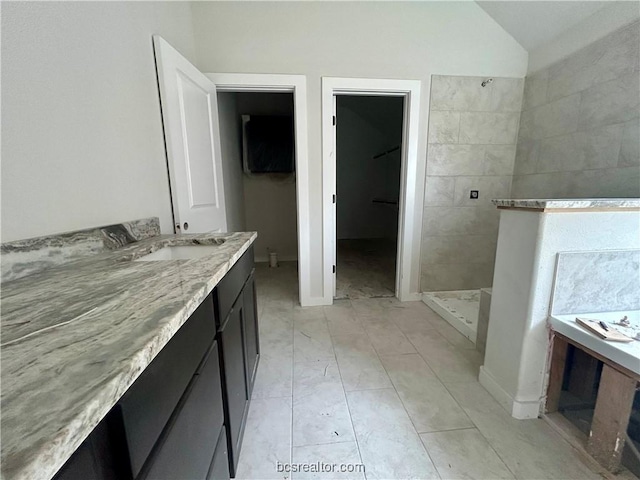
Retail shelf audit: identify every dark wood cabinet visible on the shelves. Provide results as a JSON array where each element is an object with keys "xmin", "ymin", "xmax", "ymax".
[
  {"xmin": 219, "ymin": 293, "xmax": 250, "ymax": 477},
  {"xmin": 138, "ymin": 341, "xmax": 224, "ymax": 480},
  {"xmin": 53, "ymin": 249, "xmax": 258, "ymax": 480},
  {"xmin": 215, "ymin": 248, "xmax": 259, "ymax": 477},
  {"xmin": 117, "ymin": 295, "xmax": 216, "ymax": 477},
  {"xmin": 242, "ymin": 271, "xmax": 259, "ymax": 397},
  {"xmin": 208, "ymin": 427, "xmax": 231, "ymax": 480}
]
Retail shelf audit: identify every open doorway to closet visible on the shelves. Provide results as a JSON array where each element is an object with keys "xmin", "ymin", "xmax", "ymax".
[
  {"xmin": 335, "ymin": 95, "xmax": 404, "ymax": 299},
  {"xmin": 217, "ymin": 90, "xmax": 299, "ymax": 301}
]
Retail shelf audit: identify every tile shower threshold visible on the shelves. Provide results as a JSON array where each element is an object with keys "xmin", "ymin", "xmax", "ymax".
[{"xmin": 422, "ymin": 290, "xmax": 480, "ymax": 343}]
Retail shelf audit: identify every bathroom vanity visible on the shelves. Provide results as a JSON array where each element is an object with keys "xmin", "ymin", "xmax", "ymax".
[{"xmin": 0, "ymin": 220, "xmax": 259, "ymax": 480}]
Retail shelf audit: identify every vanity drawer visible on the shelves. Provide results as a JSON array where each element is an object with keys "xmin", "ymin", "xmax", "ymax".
[
  {"xmin": 214, "ymin": 246, "xmax": 254, "ymax": 324},
  {"xmin": 117, "ymin": 294, "xmax": 216, "ymax": 477}
]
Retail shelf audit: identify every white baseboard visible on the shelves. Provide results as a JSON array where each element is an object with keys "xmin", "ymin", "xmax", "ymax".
[
  {"xmin": 301, "ymin": 296, "xmax": 332, "ymax": 307},
  {"xmin": 479, "ymin": 366, "xmax": 540, "ymax": 420},
  {"xmin": 401, "ymin": 292, "xmax": 423, "ymax": 302}
]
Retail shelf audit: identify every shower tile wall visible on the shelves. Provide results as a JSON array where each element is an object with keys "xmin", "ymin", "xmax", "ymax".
[
  {"xmin": 421, "ymin": 75, "xmax": 523, "ymax": 291},
  {"xmin": 512, "ymin": 21, "xmax": 640, "ymax": 198}
]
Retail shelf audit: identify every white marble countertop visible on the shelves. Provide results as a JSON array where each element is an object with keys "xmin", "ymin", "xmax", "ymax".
[
  {"xmin": 0, "ymin": 231, "xmax": 257, "ymax": 480},
  {"xmin": 492, "ymin": 198, "xmax": 640, "ymax": 210},
  {"xmin": 549, "ymin": 311, "xmax": 640, "ymax": 375}
]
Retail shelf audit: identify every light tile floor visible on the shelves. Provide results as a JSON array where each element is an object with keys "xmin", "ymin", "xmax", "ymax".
[{"xmin": 235, "ymin": 263, "xmax": 614, "ymax": 480}]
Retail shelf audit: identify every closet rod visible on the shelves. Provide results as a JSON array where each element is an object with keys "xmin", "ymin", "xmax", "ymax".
[{"xmin": 372, "ymin": 145, "xmax": 400, "ymax": 159}]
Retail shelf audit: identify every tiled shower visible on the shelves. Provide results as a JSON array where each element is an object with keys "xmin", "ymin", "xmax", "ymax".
[{"xmin": 421, "ymin": 20, "xmax": 639, "ymax": 344}]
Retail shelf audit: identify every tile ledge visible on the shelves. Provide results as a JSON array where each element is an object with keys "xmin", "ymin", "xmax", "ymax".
[{"xmin": 492, "ymin": 198, "xmax": 640, "ymax": 212}]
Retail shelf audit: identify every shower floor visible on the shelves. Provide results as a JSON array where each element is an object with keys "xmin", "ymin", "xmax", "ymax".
[{"xmin": 423, "ymin": 290, "xmax": 481, "ymax": 343}]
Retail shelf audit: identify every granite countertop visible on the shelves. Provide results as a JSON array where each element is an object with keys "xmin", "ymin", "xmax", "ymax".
[
  {"xmin": 0, "ymin": 231, "xmax": 257, "ymax": 480},
  {"xmin": 492, "ymin": 198, "xmax": 640, "ymax": 210},
  {"xmin": 549, "ymin": 311, "xmax": 640, "ymax": 375}
]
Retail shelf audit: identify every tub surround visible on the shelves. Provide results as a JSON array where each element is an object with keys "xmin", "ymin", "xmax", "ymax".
[
  {"xmin": 479, "ymin": 198, "xmax": 640, "ymax": 420},
  {"xmin": 1, "ymin": 217, "xmax": 161, "ymax": 283},
  {"xmin": 0, "ymin": 229, "xmax": 257, "ymax": 480},
  {"xmin": 551, "ymin": 249, "xmax": 640, "ymax": 315},
  {"xmin": 492, "ymin": 198, "xmax": 640, "ymax": 210}
]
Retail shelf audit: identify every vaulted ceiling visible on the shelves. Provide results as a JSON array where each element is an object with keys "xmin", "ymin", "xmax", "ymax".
[{"xmin": 475, "ymin": 1, "xmax": 611, "ymax": 51}]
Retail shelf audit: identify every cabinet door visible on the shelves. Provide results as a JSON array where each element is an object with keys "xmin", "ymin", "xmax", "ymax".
[
  {"xmin": 117, "ymin": 295, "xmax": 215, "ymax": 477},
  {"xmin": 220, "ymin": 293, "xmax": 249, "ymax": 476},
  {"xmin": 242, "ymin": 270, "xmax": 259, "ymax": 395},
  {"xmin": 207, "ymin": 427, "xmax": 230, "ymax": 480},
  {"xmin": 139, "ymin": 341, "xmax": 223, "ymax": 480}
]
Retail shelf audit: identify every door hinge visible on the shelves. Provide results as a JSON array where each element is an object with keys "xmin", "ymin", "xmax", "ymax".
[
  {"xmin": 332, "ymin": 194, "xmax": 336, "ymax": 204},
  {"xmin": 332, "ymin": 115, "xmax": 336, "ymax": 126},
  {"xmin": 333, "ymin": 265, "xmax": 336, "ymax": 274}
]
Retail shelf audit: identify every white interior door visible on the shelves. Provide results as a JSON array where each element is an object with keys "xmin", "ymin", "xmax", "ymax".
[{"xmin": 153, "ymin": 35, "xmax": 227, "ymax": 234}]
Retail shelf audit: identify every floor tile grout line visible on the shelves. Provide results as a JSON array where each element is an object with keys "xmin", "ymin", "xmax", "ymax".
[
  {"xmin": 356, "ymin": 301, "xmax": 443, "ymax": 479},
  {"xmin": 417, "ymin": 425, "xmax": 478, "ymax": 435},
  {"xmin": 421, "ymin": 301, "xmax": 515, "ymax": 475},
  {"xmin": 376, "ymin": 343, "xmax": 443, "ymax": 480},
  {"xmin": 257, "ymin": 269, "xmax": 602, "ymax": 480},
  {"xmin": 329, "ymin": 319, "xmax": 368, "ymax": 480},
  {"xmin": 436, "ymin": 381, "xmax": 518, "ymax": 480}
]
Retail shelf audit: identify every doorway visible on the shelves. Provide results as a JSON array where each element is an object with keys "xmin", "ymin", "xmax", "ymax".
[
  {"xmin": 322, "ymin": 77, "xmax": 422, "ymax": 304},
  {"xmin": 207, "ymin": 73, "xmax": 313, "ymax": 306},
  {"xmin": 216, "ymin": 90, "xmax": 299, "ymax": 297},
  {"xmin": 335, "ymin": 95, "xmax": 404, "ymax": 299}
]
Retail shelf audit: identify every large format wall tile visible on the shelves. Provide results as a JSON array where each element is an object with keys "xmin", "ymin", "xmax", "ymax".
[
  {"xmin": 483, "ymin": 145, "xmax": 517, "ymax": 175},
  {"xmin": 546, "ymin": 21, "xmax": 640, "ymax": 102},
  {"xmin": 511, "ymin": 166, "xmax": 640, "ymax": 199},
  {"xmin": 453, "ymin": 175, "xmax": 511, "ymax": 206},
  {"xmin": 536, "ymin": 124, "xmax": 624, "ymax": 173},
  {"xmin": 488, "ymin": 78, "xmax": 525, "ymax": 112},
  {"xmin": 423, "ymin": 74, "xmax": 523, "ymax": 292},
  {"xmin": 423, "ymin": 206, "xmax": 499, "ymax": 236},
  {"xmin": 423, "ymin": 176, "xmax": 455, "ymax": 206},
  {"xmin": 459, "ymin": 112, "xmax": 520, "ymax": 144},
  {"xmin": 522, "ymin": 69, "xmax": 549, "ymax": 110},
  {"xmin": 512, "ymin": 22, "xmax": 640, "ymax": 201},
  {"xmin": 578, "ymin": 70, "xmax": 640, "ymax": 130},
  {"xmin": 421, "ymin": 234, "xmax": 497, "ymax": 266},
  {"xmin": 427, "ymin": 111, "xmax": 460, "ymax": 143},
  {"xmin": 431, "ymin": 75, "xmax": 492, "ymax": 112},
  {"xmin": 552, "ymin": 249, "xmax": 640, "ymax": 315},
  {"xmin": 619, "ymin": 119, "xmax": 640, "ymax": 167},
  {"xmin": 518, "ymin": 93, "xmax": 580, "ymax": 140},
  {"xmin": 421, "ymin": 261, "xmax": 495, "ymax": 291},
  {"xmin": 426, "ymin": 144, "xmax": 485, "ymax": 176},
  {"xmin": 513, "ymin": 138, "xmax": 540, "ymax": 175}
]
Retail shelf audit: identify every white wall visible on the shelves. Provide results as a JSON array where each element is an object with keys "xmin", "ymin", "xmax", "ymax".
[
  {"xmin": 527, "ymin": 1, "xmax": 640, "ymax": 74},
  {"xmin": 1, "ymin": 1, "xmax": 197, "ymax": 242},
  {"xmin": 336, "ymin": 96, "xmax": 403, "ymax": 240},
  {"xmin": 217, "ymin": 93, "xmax": 246, "ymax": 232},
  {"xmin": 481, "ymin": 209, "xmax": 640, "ymax": 418},
  {"xmin": 191, "ymin": 1, "xmax": 528, "ymax": 301},
  {"xmin": 235, "ymin": 92, "xmax": 298, "ymax": 262}
]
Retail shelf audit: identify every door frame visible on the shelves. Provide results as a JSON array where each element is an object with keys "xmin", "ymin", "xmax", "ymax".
[
  {"xmin": 321, "ymin": 77, "xmax": 422, "ymax": 303},
  {"xmin": 206, "ymin": 73, "xmax": 312, "ymax": 307}
]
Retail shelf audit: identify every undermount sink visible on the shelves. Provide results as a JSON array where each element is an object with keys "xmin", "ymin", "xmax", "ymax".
[{"xmin": 135, "ymin": 245, "xmax": 222, "ymax": 262}]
